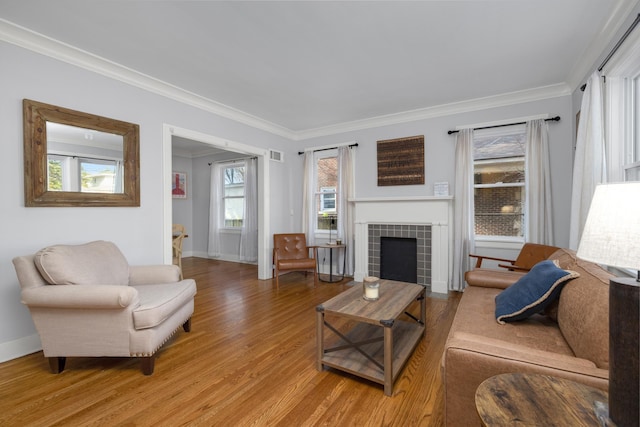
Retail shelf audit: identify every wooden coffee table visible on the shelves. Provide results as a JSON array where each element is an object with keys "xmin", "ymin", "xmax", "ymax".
[{"xmin": 316, "ymin": 279, "xmax": 426, "ymax": 396}]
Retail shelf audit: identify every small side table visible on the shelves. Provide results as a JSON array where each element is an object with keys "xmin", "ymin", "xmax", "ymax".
[
  {"xmin": 475, "ymin": 373, "xmax": 612, "ymax": 426},
  {"xmin": 317, "ymin": 243, "xmax": 346, "ymax": 282}
]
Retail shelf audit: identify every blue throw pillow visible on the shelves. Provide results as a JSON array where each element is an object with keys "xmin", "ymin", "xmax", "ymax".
[{"xmin": 495, "ymin": 260, "xmax": 579, "ymax": 324}]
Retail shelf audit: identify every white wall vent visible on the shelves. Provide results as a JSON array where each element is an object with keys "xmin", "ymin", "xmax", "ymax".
[{"xmin": 269, "ymin": 149, "xmax": 284, "ymax": 162}]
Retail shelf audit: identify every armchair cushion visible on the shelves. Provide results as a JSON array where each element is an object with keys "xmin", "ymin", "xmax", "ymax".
[
  {"xmin": 129, "ymin": 265, "xmax": 181, "ymax": 285},
  {"xmin": 495, "ymin": 260, "xmax": 579, "ymax": 324},
  {"xmin": 35, "ymin": 241, "xmax": 129, "ymax": 286},
  {"xmin": 133, "ymin": 281, "xmax": 197, "ymax": 330}
]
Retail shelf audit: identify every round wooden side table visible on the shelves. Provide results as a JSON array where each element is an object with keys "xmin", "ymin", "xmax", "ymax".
[{"xmin": 475, "ymin": 373, "xmax": 612, "ymax": 426}]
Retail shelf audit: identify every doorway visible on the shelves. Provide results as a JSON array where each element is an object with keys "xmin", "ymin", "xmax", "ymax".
[{"xmin": 162, "ymin": 124, "xmax": 271, "ymax": 280}]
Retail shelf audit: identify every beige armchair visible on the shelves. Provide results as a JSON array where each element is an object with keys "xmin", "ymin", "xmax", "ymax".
[{"xmin": 12, "ymin": 240, "xmax": 197, "ymax": 375}]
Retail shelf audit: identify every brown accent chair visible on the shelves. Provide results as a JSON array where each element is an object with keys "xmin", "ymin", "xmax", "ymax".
[
  {"xmin": 272, "ymin": 233, "xmax": 318, "ymax": 290},
  {"xmin": 465, "ymin": 243, "xmax": 560, "ymax": 288},
  {"xmin": 12, "ymin": 240, "xmax": 196, "ymax": 375}
]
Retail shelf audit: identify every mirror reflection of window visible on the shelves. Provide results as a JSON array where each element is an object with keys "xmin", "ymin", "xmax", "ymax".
[{"xmin": 45, "ymin": 122, "xmax": 124, "ymax": 194}]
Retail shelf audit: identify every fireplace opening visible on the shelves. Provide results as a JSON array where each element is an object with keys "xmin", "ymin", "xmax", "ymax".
[{"xmin": 380, "ymin": 237, "xmax": 418, "ymax": 283}]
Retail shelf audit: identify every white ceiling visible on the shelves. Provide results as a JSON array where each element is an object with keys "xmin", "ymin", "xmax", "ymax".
[{"xmin": 0, "ymin": 0, "xmax": 637, "ymax": 135}]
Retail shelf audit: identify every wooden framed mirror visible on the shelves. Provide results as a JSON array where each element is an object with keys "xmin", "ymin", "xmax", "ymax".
[{"xmin": 23, "ymin": 99, "xmax": 140, "ymax": 207}]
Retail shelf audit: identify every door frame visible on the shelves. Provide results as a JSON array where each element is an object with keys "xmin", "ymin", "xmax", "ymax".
[{"xmin": 162, "ymin": 124, "xmax": 271, "ymax": 280}]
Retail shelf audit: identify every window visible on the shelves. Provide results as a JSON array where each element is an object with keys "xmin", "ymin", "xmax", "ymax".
[
  {"xmin": 222, "ymin": 164, "xmax": 245, "ymax": 228},
  {"xmin": 473, "ymin": 127, "xmax": 526, "ymax": 240},
  {"xmin": 603, "ymin": 29, "xmax": 640, "ymax": 182},
  {"xmin": 314, "ymin": 153, "xmax": 338, "ymax": 232},
  {"xmin": 624, "ymin": 74, "xmax": 640, "ymax": 181},
  {"xmin": 320, "ymin": 187, "xmax": 336, "ymax": 211},
  {"xmin": 80, "ymin": 159, "xmax": 119, "ymax": 193},
  {"xmin": 47, "ymin": 154, "xmax": 120, "ymax": 193}
]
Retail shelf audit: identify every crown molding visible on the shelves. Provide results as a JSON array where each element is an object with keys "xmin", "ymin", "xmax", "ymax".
[
  {"xmin": 0, "ymin": 19, "xmax": 297, "ymax": 140},
  {"xmin": 295, "ymin": 83, "xmax": 571, "ymax": 140},
  {"xmin": 1, "ymin": 18, "xmax": 573, "ymax": 142},
  {"xmin": 567, "ymin": 0, "xmax": 640, "ymax": 91}
]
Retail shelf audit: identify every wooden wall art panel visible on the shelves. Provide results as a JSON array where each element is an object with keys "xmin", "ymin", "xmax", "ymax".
[{"xmin": 377, "ymin": 135, "xmax": 425, "ymax": 186}]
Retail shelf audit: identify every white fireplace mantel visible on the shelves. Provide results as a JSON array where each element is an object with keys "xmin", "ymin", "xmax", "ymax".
[{"xmin": 352, "ymin": 196, "xmax": 453, "ymax": 295}]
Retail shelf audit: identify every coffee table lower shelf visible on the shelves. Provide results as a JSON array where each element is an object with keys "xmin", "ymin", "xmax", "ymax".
[{"xmin": 318, "ymin": 320, "xmax": 423, "ymax": 395}]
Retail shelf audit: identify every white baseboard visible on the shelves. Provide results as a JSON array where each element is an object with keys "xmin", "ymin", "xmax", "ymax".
[
  {"xmin": 0, "ymin": 333, "xmax": 41, "ymax": 363},
  {"xmin": 191, "ymin": 251, "xmax": 257, "ymax": 265}
]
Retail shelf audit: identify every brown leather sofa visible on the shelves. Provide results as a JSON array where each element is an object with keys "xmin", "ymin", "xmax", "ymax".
[{"xmin": 442, "ymin": 248, "xmax": 612, "ymax": 426}]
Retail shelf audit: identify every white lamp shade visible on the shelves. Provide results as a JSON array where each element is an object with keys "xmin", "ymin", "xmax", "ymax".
[{"xmin": 577, "ymin": 182, "xmax": 640, "ymax": 270}]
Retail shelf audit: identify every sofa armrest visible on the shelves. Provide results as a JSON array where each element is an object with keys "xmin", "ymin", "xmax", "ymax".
[
  {"xmin": 129, "ymin": 265, "xmax": 181, "ymax": 285},
  {"xmin": 21, "ymin": 285, "xmax": 138, "ymax": 309}
]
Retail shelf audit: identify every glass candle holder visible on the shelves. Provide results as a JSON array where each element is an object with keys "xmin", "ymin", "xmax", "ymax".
[{"xmin": 363, "ymin": 276, "xmax": 380, "ymax": 301}]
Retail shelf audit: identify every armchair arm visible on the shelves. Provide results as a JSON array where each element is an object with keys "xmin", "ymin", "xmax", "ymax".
[
  {"xmin": 498, "ymin": 263, "xmax": 531, "ymax": 272},
  {"xmin": 21, "ymin": 284, "xmax": 138, "ymax": 309},
  {"xmin": 469, "ymin": 253, "xmax": 515, "ymax": 269},
  {"xmin": 129, "ymin": 265, "xmax": 181, "ymax": 285},
  {"xmin": 307, "ymin": 246, "xmax": 318, "ymax": 258}
]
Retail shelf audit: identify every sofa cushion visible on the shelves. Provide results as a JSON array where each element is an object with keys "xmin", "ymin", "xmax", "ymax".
[
  {"xmin": 549, "ymin": 248, "xmax": 613, "ymax": 370},
  {"xmin": 448, "ymin": 285, "xmax": 576, "ymax": 356},
  {"xmin": 132, "ymin": 280, "xmax": 197, "ymax": 330},
  {"xmin": 35, "ymin": 241, "xmax": 129, "ymax": 286},
  {"xmin": 495, "ymin": 260, "xmax": 579, "ymax": 324}
]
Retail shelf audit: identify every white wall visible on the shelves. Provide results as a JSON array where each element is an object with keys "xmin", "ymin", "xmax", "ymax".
[{"xmin": 0, "ymin": 42, "xmax": 297, "ymax": 361}]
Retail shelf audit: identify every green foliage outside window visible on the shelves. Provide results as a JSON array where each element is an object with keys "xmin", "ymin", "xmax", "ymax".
[{"xmin": 47, "ymin": 159, "xmax": 62, "ymax": 191}]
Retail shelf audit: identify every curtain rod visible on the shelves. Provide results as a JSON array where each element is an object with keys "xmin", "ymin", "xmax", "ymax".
[
  {"xmin": 208, "ymin": 156, "xmax": 256, "ymax": 166},
  {"xmin": 297, "ymin": 142, "xmax": 358, "ymax": 155},
  {"xmin": 50, "ymin": 153, "xmax": 121, "ymax": 163},
  {"xmin": 447, "ymin": 116, "xmax": 560, "ymax": 135},
  {"xmin": 581, "ymin": 13, "xmax": 640, "ymax": 91}
]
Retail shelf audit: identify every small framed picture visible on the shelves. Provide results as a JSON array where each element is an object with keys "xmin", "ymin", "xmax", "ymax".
[{"xmin": 172, "ymin": 172, "xmax": 187, "ymax": 199}]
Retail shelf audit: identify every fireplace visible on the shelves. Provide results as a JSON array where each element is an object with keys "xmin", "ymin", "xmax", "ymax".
[
  {"xmin": 354, "ymin": 196, "xmax": 452, "ymax": 294},
  {"xmin": 368, "ymin": 224, "xmax": 430, "ymax": 287}
]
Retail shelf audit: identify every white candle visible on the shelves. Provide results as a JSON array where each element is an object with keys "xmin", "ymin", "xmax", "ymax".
[
  {"xmin": 365, "ymin": 286, "xmax": 379, "ymax": 299},
  {"xmin": 363, "ymin": 276, "xmax": 380, "ymax": 300}
]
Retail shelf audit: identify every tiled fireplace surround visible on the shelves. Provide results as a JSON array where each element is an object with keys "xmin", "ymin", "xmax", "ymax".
[
  {"xmin": 368, "ymin": 224, "xmax": 431, "ymax": 287},
  {"xmin": 353, "ymin": 197, "xmax": 453, "ymax": 295}
]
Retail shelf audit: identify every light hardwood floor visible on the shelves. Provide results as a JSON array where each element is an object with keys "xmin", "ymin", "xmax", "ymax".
[{"xmin": 0, "ymin": 258, "xmax": 460, "ymax": 426}]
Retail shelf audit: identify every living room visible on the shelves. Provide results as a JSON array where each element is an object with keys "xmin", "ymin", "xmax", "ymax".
[{"xmin": 1, "ymin": 1, "xmax": 640, "ymax": 425}]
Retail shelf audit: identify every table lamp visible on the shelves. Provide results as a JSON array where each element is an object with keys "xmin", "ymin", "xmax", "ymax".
[{"xmin": 577, "ymin": 181, "xmax": 640, "ymax": 427}]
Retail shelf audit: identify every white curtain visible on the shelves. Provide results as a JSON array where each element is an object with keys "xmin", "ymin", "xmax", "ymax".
[
  {"xmin": 525, "ymin": 119, "xmax": 554, "ymax": 245},
  {"xmin": 114, "ymin": 161, "xmax": 123, "ymax": 193},
  {"xmin": 207, "ymin": 162, "xmax": 222, "ymax": 257},
  {"xmin": 569, "ymin": 71, "xmax": 607, "ymax": 249},
  {"xmin": 337, "ymin": 146, "xmax": 355, "ymax": 275},
  {"xmin": 451, "ymin": 129, "xmax": 475, "ymax": 291},
  {"xmin": 239, "ymin": 158, "xmax": 258, "ymax": 262},
  {"xmin": 302, "ymin": 151, "xmax": 316, "ymax": 246}
]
